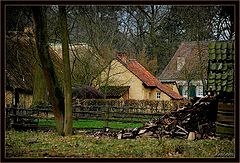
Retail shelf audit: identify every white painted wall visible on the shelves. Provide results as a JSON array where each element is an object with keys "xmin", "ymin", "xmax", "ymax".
[{"xmin": 177, "ymin": 80, "xmax": 205, "ymax": 97}]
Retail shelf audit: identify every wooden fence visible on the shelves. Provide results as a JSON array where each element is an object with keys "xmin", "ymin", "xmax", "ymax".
[{"xmin": 5, "ymin": 99, "xmax": 187, "ymax": 130}]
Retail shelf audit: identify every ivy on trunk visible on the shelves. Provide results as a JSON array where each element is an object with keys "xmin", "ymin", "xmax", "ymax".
[{"xmin": 32, "ymin": 6, "xmax": 65, "ymax": 135}]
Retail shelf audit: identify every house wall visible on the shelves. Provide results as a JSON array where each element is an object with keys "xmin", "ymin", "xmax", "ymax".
[
  {"xmin": 149, "ymin": 88, "xmax": 171, "ymax": 101},
  {"xmin": 19, "ymin": 93, "xmax": 33, "ymax": 108},
  {"xmin": 177, "ymin": 80, "xmax": 204, "ymax": 98},
  {"xmin": 159, "ymin": 91, "xmax": 172, "ymax": 101},
  {"xmin": 99, "ymin": 59, "xmax": 173, "ymax": 101},
  {"xmin": 143, "ymin": 87, "xmax": 151, "ymax": 99},
  {"xmin": 5, "ymin": 90, "xmax": 33, "ymax": 108},
  {"xmin": 135, "ymin": 86, "xmax": 171, "ymax": 101},
  {"xmin": 5, "ymin": 90, "xmax": 13, "ymax": 107},
  {"xmin": 100, "ymin": 59, "xmax": 145, "ymax": 100}
]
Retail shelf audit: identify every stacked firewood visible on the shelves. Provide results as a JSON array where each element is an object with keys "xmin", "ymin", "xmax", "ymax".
[{"xmin": 117, "ymin": 95, "xmax": 218, "ymax": 140}]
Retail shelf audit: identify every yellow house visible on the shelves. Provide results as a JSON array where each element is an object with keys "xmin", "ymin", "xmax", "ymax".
[{"xmin": 98, "ymin": 54, "xmax": 183, "ymax": 101}]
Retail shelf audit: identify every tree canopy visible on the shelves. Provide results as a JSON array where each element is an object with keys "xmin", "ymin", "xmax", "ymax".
[{"xmin": 6, "ymin": 5, "xmax": 234, "ymax": 77}]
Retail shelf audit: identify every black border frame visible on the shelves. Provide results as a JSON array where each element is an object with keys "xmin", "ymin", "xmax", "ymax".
[{"xmin": 1, "ymin": 0, "xmax": 239, "ymax": 162}]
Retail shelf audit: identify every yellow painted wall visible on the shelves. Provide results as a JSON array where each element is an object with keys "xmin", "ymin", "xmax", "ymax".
[
  {"xmin": 145, "ymin": 87, "xmax": 171, "ymax": 101},
  {"xmin": 5, "ymin": 90, "xmax": 33, "ymax": 108},
  {"xmin": 100, "ymin": 59, "xmax": 172, "ymax": 101},
  {"xmin": 5, "ymin": 90, "xmax": 13, "ymax": 107},
  {"xmin": 100, "ymin": 59, "xmax": 145, "ymax": 100},
  {"xmin": 158, "ymin": 91, "xmax": 172, "ymax": 101},
  {"xmin": 19, "ymin": 94, "xmax": 33, "ymax": 108}
]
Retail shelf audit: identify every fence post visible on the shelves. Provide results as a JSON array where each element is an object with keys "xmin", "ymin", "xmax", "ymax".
[
  {"xmin": 6, "ymin": 108, "xmax": 10, "ymax": 129},
  {"xmin": 36, "ymin": 106, "xmax": 40, "ymax": 124},
  {"xmin": 13, "ymin": 107, "xmax": 17, "ymax": 124},
  {"xmin": 104, "ymin": 106, "xmax": 109, "ymax": 131}
]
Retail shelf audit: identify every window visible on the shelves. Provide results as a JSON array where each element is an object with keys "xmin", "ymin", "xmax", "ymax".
[
  {"xmin": 189, "ymin": 85, "xmax": 196, "ymax": 97},
  {"xmin": 196, "ymin": 86, "xmax": 204, "ymax": 97},
  {"xmin": 156, "ymin": 92, "xmax": 161, "ymax": 100},
  {"xmin": 178, "ymin": 85, "xmax": 183, "ymax": 96}
]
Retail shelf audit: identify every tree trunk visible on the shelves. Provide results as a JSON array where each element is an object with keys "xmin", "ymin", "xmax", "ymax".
[
  {"xmin": 196, "ymin": 41, "xmax": 207, "ymax": 96},
  {"xmin": 32, "ymin": 59, "xmax": 48, "ymax": 106},
  {"xmin": 187, "ymin": 80, "xmax": 191, "ymax": 100},
  {"xmin": 59, "ymin": 6, "xmax": 73, "ymax": 136},
  {"xmin": 32, "ymin": 6, "xmax": 65, "ymax": 135},
  {"xmin": 202, "ymin": 79, "xmax": 207, "ymax": 96}
]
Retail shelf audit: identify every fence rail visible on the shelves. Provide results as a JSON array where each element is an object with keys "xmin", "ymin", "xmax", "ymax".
[{"xmin": 6, "ymin": 100, "xmax": 182, "ymax": 130}]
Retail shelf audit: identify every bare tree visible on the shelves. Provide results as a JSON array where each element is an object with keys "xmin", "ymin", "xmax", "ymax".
[
  {"xmin": 211, "ymin": 6, "xmax": 235, "ymax": 40},
  {"xmin": 67, "ymin": 6, "xmax": 121, "ymax": 86}
]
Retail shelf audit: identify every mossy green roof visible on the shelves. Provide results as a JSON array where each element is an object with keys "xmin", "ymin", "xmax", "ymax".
[{"xmin": 207, "ymin": 41, "xmax": 235, "ymax": 94}]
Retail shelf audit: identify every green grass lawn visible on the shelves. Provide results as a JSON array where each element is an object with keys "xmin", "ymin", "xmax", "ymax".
[
  {"xmin": 5, "ymin": 130, "xmax": 235, "ymax": 158},
  {"xmin": 38, "ymin": 119, "xmax": 143, "ymax": 129}
]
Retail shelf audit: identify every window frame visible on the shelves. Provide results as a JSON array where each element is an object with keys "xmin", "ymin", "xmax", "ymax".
[
  {"xmin": 156, "ymin": 92, "xmax": 161, "ymax": 100},
  {"xmin": 196, "ymin": 85, "xmax": 204, "ymax": 97}
]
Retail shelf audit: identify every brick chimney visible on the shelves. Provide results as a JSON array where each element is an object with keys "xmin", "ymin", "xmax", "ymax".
[{"xmin": 117, "ymin": 53, "xmax": 128, "ymax": 64}]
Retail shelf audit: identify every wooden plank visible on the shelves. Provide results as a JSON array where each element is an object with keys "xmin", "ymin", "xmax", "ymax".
[
  {"xmin": 6, "ymin": 103, "xmax": 169, "ymax": 130},
  {"xmin": 72, "ymin": 110, "xmax": 164, "ymax": 116},
  {"xmin": 73, "ymin": 117, "xmax": 149, "ymax": 123}
]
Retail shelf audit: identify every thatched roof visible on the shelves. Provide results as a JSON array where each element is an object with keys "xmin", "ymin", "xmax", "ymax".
[
  {"xmin": 72, "ymin": 85, "xmax": 105, "ymax": 99},
  {"xmin": 100, "ymin": 86, "xmax": 129, "ymax": 98},
  {"xmin": 6, "ymin": 31, "xmax": 63, "ymax": 92}
]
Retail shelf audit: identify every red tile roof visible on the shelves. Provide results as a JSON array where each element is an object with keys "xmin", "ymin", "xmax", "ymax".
[{"xmin": 116, "ymin": 54, "xmax": 183, "ymax": 100}]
